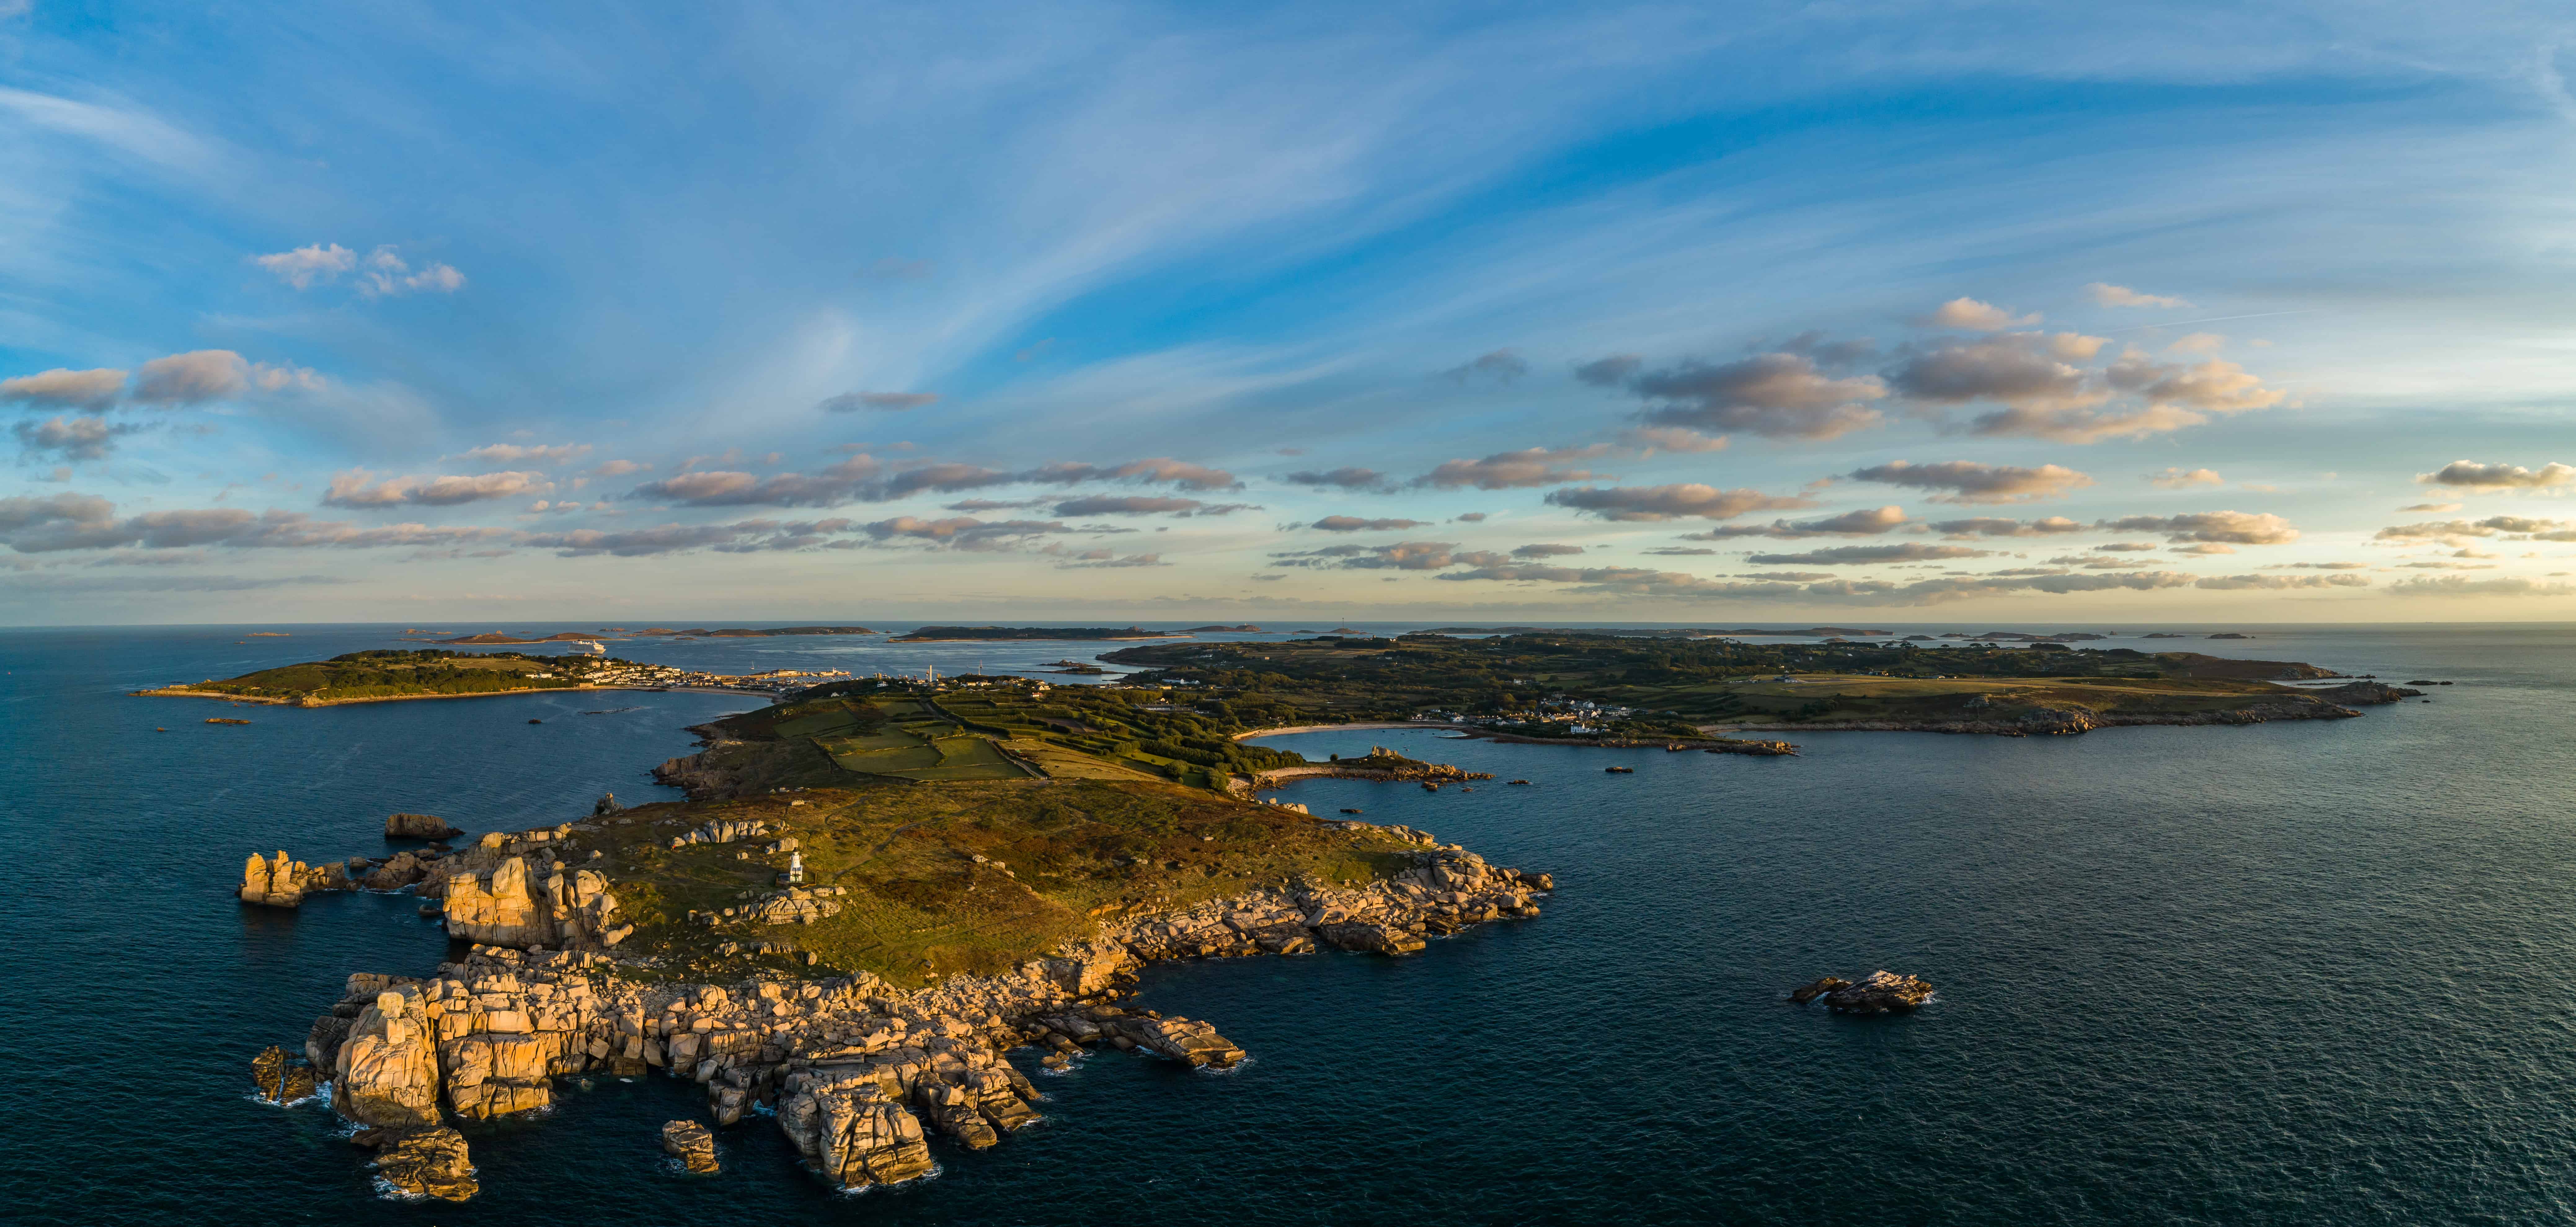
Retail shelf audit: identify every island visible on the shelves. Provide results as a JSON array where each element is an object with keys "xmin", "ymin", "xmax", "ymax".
[
  {"xmin": 627, "ymin": 626, "xmax": 879, "ymax": 638},
  {"xmin": 1096, "ymin": 630, "xmax": 2421, "ymax": 737},
  {"xmin": 891, "ymin": 625, "xmax": 1191, "ymax": 642},
  {"xmin": 134, "ymin": 649, "xmax": 847, "ymax": 705},
  {"xmin": 233, "ymin": 675, "xmax": 1546, "ymax": 1199}
]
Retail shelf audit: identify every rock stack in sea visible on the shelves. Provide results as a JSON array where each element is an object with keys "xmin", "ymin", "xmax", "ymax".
[
  {"xmin": 661, "ymin": 1120, "xmax": 719, "ymax": 1172},
  {"xmin": 355, "ymin": 1125, "xmax": 478, "ymax": 1201},
  {"xmin": 237, "ymin": 851, "xmax": 349, "ymax": 907},
  {"xmin": 385, "ymin": 812, "xmax": 463, "ymax": 839}
]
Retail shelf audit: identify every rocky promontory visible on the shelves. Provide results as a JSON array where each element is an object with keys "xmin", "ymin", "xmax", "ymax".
[{"xmin": 257, "ymin": 814, "xmax": 1550, "ymax": 1200}]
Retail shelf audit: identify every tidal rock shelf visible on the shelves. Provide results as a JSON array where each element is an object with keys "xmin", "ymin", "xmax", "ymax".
[{"xmin": 260, "ymin": 829, "xmax": 1549, "ymax": 1199}]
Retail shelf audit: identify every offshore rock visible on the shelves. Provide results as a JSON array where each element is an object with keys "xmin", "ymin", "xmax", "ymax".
[
  {"xmin": 249, "ymin": 1045, "xmax": 315, "ymax": 1102},
  {"xmin": 238, "ymin": 850, "xmax": 346, "ymax": 907},
  {"xmin": 363, "ymin": 1126, "xmax": 479, "ymax": 1202},
  {"xmin": 1787, "ymin": 977, "xmax": 1850, "ymax": 1005},
  {"xmin": 779, "ymin": 1078, "xmax": 936, "ymax": 1191},
  {"xmin": 1823, "ymin": 971, "xmax": 1935, "ymax": 1015},
  {"xmin": 386, "ymin": 812, "xmax": 463, "ymax": 840},
  {"xmin": 661, "ymin": 1120, "xmax": 719, "ymax": 1173},
  {"xmin": 1109, "ymin": 1014, "xmax": 1244, "ymax": 1068}
]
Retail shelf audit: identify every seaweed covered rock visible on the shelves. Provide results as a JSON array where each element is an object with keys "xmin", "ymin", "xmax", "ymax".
[
  {"xmin": 1823, "ymin": 971, "xmax": 1935, "ymax": 1015},
  {"xmin": 386, "ymin": 812, "xmax": 463, "ymax": 840},
  {"xmin": 361, "ymin": 1126, "xmax": 478, "ymax": 1202},
  {"xmin": 662, "ymin": 1120, "xmax": 719, "ymax": 1173}
]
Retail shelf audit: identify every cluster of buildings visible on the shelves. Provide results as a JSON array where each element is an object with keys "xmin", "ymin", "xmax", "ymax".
[{"xmin": 1410, "ymin": 696, "xmax": 1635, "ymax": 736}]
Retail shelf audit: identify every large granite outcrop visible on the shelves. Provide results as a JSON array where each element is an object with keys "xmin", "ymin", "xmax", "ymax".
[{"xmin": 442, "ymin": 856, "xmax": 625, "ymax": 949}]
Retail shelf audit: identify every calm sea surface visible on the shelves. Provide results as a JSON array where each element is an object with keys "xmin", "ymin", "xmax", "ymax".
[{"xmin": 3, "ymin": 621, "xmax": 2572, "ymax": 1225}]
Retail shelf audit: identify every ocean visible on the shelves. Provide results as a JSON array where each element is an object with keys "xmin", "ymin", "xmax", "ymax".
[{"xmin": 3, "ymin": 621, "xmax": 2570, "ymax": 1225}]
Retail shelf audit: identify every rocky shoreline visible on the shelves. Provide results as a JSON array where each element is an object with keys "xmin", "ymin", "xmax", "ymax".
[{"xmin": 248, "ymin": 812, "xmax": 1548, "ymax": 1201}]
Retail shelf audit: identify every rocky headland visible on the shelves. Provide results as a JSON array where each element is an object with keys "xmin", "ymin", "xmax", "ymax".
[{"xmin": 250, "ymin": 809, "xmax": 1548, "ymax": 1200}]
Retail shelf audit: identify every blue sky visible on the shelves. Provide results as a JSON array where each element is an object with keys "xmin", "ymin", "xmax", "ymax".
[{"xmin": 6, "ymin": 1, "xmax": 2576, "ymax": 623}]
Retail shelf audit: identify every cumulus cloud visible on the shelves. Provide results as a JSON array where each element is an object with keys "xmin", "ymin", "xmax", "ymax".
[
  {"xmin": 356, "ymin": 246, "xmax": 466, "ymax": 297},
  {"xmin": 1925, "ymin": 516, "xmax": 2086, "ymax": 538},
  {"xmin": 2387, "ymin": 575, "xmax": 2576, "ymax": 597},
  {"xmin": 129, "ymin": 350, "xmax": 252, "ymax": 405},
  {"xmin": 1621, "ymin": 425, "xmax": 1730, "ymax": 455},
  {"xmin": 322, "ymin": 469, "xmax": 551, "ymax": 508},
  {"xmin": 1053, "ymin": 495, "xmax": 1251, "ymax": 517},
  {"xmin": 460, "ymin": 442, "xmax": 591, "ymax": 464},
  {"xmin": 1889, "ymin": 331, "xmax": 2104, "ymax": 416},
  {"xmin": 1430, "ymin": 561, "xmax": 2200, "ymax": 605},
  {"xmin": 252, "ymin": 243, "xmax": 357, "ymax": 289},
  {"xmin": 2096, "ymin": 510, "xmax": 2298, "ymax": 545},
  {"xmin": 0, "ymin": 492, "xmax": 516, "ymax": 554},
  {"xmin": 1415, "ymin": 445, "xmax": 1612, "ymax": 490},
  {"xmin": 519, "ymin": 524, "xmax": 751, "ymax": 557},
  {"xmin": 632, "ymin": 454, "xmax": 1237, "ymax": 508},
  {"xmin": 1573, "ymin": 355, "xmax": 1643, "ymax": 386},
  {"xmin": 819, "ymin": 391, "xmax": 939, "ymax": 412},
  {"xmin": 2150, "ymin": 467, "xmax": 2224, "ymax": 488},
  {"xmin": 1544, "ymin": 484, "xmax": 1816, "ymax": 522},
  {"xmin": 1643, "ymin": 546, "xmax": 1715, "ymax": 556},
  {"xmin": 1311, "ymin": 516, "xmax": 1426, "ymax": 532},
  {"xmin": 1281, "ymin": 467, "xmax": 1393, "ymax": 492},
  {"xmin": 1439, "ymin": 349, "xmax": 1528, "ymax": 384},
  {"xmin": 1269, "ymin": 540, "xmax": 1474, "ymax": 571},
  {"xmin": 861, "ymin": 516, "xmax": 1077, "ymax": 551},
  {"xmin": 1920, "ymin": 297, "xmax": 2039, "ymax": 331},
  {"xmin": 1745, "ymin": 544, "xmax": 1991, "ymax": 565},
  {"xmin": 1054, "ymin": 551, "xmax": 1168, "ymax": 569},
  {"xmin": 2085, "ymin": 283, "xmax": 2192, "ymax": 309},
  {"xmin": 1685, "ymin": 506, "xmax": 1910, "ymax": 538},
  {"xmin": 14, "ymin": 415, "xmax": 137, "ymax": 460},
  {"xmin": 2399, "ymin": 502, "xmax": 2461, "ymax": 513},
  {"xmin": 1451, "ymin": 512, "xmax": 1487, "ymax": 522},
  {"xmin": 2375, "ymin": 515, "xmax": 2576, "ymax": 543},
  {"xmin": 1616, "ymin": 353, "xmax": 1888, "ymax": 440},
  {"xmin": 1511, "ymin": 543, "xmax": 1585, "ymax": 557},
  {"xmin": 1887, "ymin": 329, "xmax": 2280, "ymax": 443},
  {"xmin": 2192, "ymin": 574, "xmax": 2371, "ymax": 590},
  {"xmin": 2167, "ymin": 542, "xmax": 2237, "ymax": 555},
  {"xmin": 2418, "ymin": 460, "xmax": 2576, "ymax": 490},
  {"xmin": 0, "ymin": 367, "xmax": 126, "ymax": 410},
  {"xmin": 1845, "ymin": 460, "xmax": 2092, "ymax": 504}
]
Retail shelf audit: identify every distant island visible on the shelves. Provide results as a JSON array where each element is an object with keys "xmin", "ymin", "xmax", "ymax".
[
  {"xmin": 135, "ymin": 649, "xmax": 835, "ymax": 705},
  {"xmin": 1102, "ymin": 630, "xmax": 2421, "ymax": 737},
  {"xmin": 417, "ymin": 626, "xmax": 878, "ymax": 644},
  {"xmin": 1177, "ymin": 624, "xmax": 1263, "ymax": 633},
  {"xmin": 892, "ymin": 625, "xmax": 1190, "ymax": 642}
]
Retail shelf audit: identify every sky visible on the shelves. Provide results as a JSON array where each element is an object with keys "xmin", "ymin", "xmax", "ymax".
[{"xmin": 6, "ymin": 1, "xmax": 2576, "ymax": 626}]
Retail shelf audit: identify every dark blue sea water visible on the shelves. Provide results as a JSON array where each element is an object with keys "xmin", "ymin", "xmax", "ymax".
[{"xmin": 5, "ymin": 621, "xmax": 2572, "ymax": 1225}]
